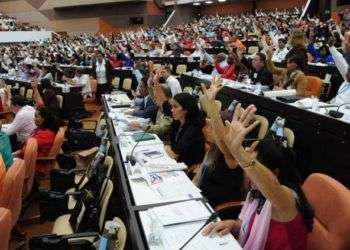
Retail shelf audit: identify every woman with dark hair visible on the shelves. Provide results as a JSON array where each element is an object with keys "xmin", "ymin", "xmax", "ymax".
[
  {"xmin": 267, "ymin": 48, "xmax": 309, "ymax": 96},
  {"xmin": 165, "ymin": 93, "xmax": 205, "ymax": 168},
  {"xmin": 14, "ymin": 107, "xmax": 61, "ymax": 174},
  {"xmin": 92, "ymin": 50, "xmax": 114, "ymax": 104},
  {"xmin": 32, "ymin": 78, "xmax": 60, "ymax": 109},
  {"xmin": 285, "ymin": 28, "xmax": 309, "ymax": 71},
  {"xmin": 198, "ymin": 111, "xmax": 244, "ymax": 208},
  {"xmin": 202, "ymin": 94, "xmax": 314, "ymax": 249}
]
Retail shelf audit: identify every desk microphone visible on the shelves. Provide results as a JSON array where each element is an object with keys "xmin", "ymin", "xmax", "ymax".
[
  {"xmin": 126, "ymin": 125, "xmax": 151, "ymax": 166},
  {"xmin": 328, "ymin": 103, "xmax": 350, "ymax": 119},
  {"xmin": 178, "ymin": 212, "xmax": 219, "ymax": 250}
]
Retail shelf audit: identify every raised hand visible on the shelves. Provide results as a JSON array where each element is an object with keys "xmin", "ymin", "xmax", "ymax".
[
  {"xmin": 223, "ymin": 104, "xmax": 260, "ymax": 155},
  {"xmin": 266, "ymin": 47, "xmax": 274, "ymax": 60}
]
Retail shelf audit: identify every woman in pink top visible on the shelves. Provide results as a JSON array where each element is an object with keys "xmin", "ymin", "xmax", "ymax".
[{"xmin": 201, "ymin": 81, "xmax": 314, "ymax": 250}]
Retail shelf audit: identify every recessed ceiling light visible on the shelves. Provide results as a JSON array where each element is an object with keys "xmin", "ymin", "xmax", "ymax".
[
  {"xmin": 205, "ymin": 0, "xmax": 213, "ymax": 4},
  {"xmin": 218, "ymin": 0, "xmax": 226, "ymax": 2},
  {"xmin": 193, "ymin": 2, "xmax": 201, "ymax": 5}
]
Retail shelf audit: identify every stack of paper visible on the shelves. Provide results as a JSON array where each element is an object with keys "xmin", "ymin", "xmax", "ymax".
[{"xmin": 152, "ymin": 200, "xmax": 211, "ymax": 226}]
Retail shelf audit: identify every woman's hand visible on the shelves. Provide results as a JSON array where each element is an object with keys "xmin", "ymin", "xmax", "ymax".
[
  {"xmin": 223, "ymin": 103, "xmax": 260, "ymax": 156},
  {"xmin": 266, "ymin": 47, "xmax": 274, "ymax": 60},
  {"xmin": 202, "ymin": 220, "xmax": 239, "ymax": 237}
]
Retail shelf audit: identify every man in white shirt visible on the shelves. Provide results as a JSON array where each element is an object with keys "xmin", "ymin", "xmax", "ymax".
[
  {"xmin": 329, "ymin": 37, "xmax": 350, "ymax": 105},
  {"xmin": 3, "ymin": 95, "xmax": 36, "ymax": 149},
  {"xmin": 272, "ymin": 39, "xmax": 289, "ymax": 63},
  {"xmin": 64, "ymin": 68, "xmax": 91, "ymax": 97},
  {"xmin": 160, "ymin": 66, "xmax": 182, "ymax": 96}
]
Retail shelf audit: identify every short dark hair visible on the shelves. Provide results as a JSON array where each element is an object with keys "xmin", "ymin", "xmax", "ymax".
[
  {"xmin": 161, "ymin": 85, "xmax": 172, "ymax": 99},
  {"xmin": 11, "ymin": 95, "xmax": 27, "ymax": 107},
  {"xmin": 287, "ymin": 54, "xmax": 304, "ymax": 70},
  {"xmin": 256, "ymin": 53, "xmax": 267, "ymax": 63},
  {"xmin": 37, "ymin": 107, "xmax": 61, "ymax": 132}
]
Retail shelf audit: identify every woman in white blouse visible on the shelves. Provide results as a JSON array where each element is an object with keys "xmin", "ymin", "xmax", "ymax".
[{"xmin": 92, "ymin": 50, "xmax": 113, "ymax": 103}]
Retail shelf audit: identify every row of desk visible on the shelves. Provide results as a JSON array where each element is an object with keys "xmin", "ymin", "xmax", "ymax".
[
  {"xmin": 181, "ymin": 73, "xmax": 350, "ymax": 188},
  {"xmin": 0, "ymin": 74, "xmax": 84, "ymax": 118},
  {"xmin": 103, "ymin": 93, "xmax": 242, "ymax": 250}
]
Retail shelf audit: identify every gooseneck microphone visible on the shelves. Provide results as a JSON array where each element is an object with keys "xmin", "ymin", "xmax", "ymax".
[
  {"xmin": 328, "ymin": 103, "xmax": 350, "ymax": 119},
  {"xmin": 178, "ymin": 212, "xmax": 219, "ymax": 250},
  {"xmin": 126, "ymin": 125, "xmax": 151, "ymax": 166}
]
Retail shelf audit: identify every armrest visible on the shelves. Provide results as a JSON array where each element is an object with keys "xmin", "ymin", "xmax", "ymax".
[
  {"xmin": 214, "ymin": 201, "xmax": 244, "ymax": 213},
  {"xmin": 66, "ymin": 191, "xmax": 82, "ymax": 196},
  {"xmin": 62, "ymin": 232, "xmax": 100, "ymax": 240}
]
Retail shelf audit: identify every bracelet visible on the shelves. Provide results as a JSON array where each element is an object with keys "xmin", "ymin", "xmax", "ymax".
[{"xmin": 241, "ymin": 158, "xmax": 256, "ymax": 169}]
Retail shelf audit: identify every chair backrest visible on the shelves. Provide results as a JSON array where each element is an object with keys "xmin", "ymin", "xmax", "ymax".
[
  {"xmin": 176, "ymin": 64, "xmax": 187, "ymax": 75},
  {"xmin": 305, "ymin": 76, "xmax": 323, "ymax": 98},
  {"xmin": 284, "ymin": 127, "xmax": 295, "ymax": 148},
  {"xmin": 0, "ymin": 207, "xmax": 12, "ymax": 250},
  {"xmin": 0, "ymin": 159, "xmax": 25, "ymax": 228},
  {"xmin": 0, "ymin": 156, "xmax": 6, "ymax": 198},
  {"xmin": 302, "ymin": 173, "xmax": 350, "ymax": 250},
  {"xmin": 112, "ymin": 77, "xmax": 120, "ymax": 88},
  {"xmin": 56, "ymin": 95, "xmax": 63, "ymax": 109},
  {"xmin": 104, "ymin": 156, "xmax": 114, "ymax": 179},
  {"xmin": 26, "ymin": 88, "xmax": 33, "ymax": 99},
  {"xmin": 113, "ymin": 217, "xmax": 127, "ymax": 250},
  {"xmin": 248, "ymin": 46, "xmax": 259, "ymax": 55},
  {"xmin": 254, "ymin": 115, "xmax": 269, "ymax": 140},
  {"xmin": 122, "ymin": 78, "xmax": 132, "ymax": 91},
  {"xmin": 19, "ymin": 86, "xmax": 26, "ymax": 97},
  {"xmin": 23, "ymin": 138, "xmax": 38, "ymax": 198},
  {"xmin": 99, "ymin": 179, "xmax": 114, "ymax": 232},
  {"xmin": 48, "ymin": 127, "xmax": 65, "ymax": 158},
  {"xmin": 90, "ymin": 79, "xmax": 98, "ymax": 94},
  {"xmin": 183, "ymin": 86, "xmax": 193, "ymax": 94}
]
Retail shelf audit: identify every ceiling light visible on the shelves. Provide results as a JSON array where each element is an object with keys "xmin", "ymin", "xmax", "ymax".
[
  {"xmin": 205, "ymin": 0, "xmax": 213, "ymax": 4},
  {"xmin": 193, "ymin": 2, "xmax": 201, "ymax": 5},
  {"xmin": 218, "ymin": 0, "xmax": 226, "ymax": 2}
]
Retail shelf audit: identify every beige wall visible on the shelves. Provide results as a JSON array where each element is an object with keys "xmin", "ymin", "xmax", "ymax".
[{"xmin": 0, "ymin": 0, "xmax": 164, "ymax": 33}]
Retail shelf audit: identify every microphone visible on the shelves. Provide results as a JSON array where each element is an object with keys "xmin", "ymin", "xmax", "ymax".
[
  {"xmin": 178, "ymin": 212, "xmax": 219, "ymax": 250},
  {"xmin": 328, "ymin": 103, "xmax": 350, "ymax": 119},
  {"xmin": 126, "ymin": 125, "xmax": 151, "ymax": 166}
]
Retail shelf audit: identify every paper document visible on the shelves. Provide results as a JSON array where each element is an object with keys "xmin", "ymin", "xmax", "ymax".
[{"xmin": 152, "ymin": 200, "xmax": 211, "ymax": 226}]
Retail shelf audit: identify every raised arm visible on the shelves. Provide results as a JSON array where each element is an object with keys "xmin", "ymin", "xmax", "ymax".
[{"xmin": 222, "ymin": 104, "xmax": 297, "ymax": 219}]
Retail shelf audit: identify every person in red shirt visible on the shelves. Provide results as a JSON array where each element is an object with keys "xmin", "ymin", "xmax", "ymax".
[
  {"xmin": 221, "ymin": 55, "xmax": 237, "ymax": 80},
  {"xmin": 201, "ymin": 84, "xmax": 314, "ymax": 250},
  {"xmin": 13, "ymin": 107, "xmax": 61, "ymax": 175}
]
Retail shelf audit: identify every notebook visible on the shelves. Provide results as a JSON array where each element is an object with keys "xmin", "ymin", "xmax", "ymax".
[{"xmin": 132, "ymin": 132, "xmax": 156, "ymax": 142}]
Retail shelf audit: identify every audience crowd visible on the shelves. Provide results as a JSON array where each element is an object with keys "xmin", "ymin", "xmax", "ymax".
[{"xmin": 1, "ymin": 7, "xmax": 350, "ymax": 250}]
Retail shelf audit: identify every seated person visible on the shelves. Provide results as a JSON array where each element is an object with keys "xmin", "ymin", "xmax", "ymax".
[
  {"xmin": 165, "ymin": 93, "xmax": 205, "ymax": 167},
  {"xmin": 272, "ymin": 38, "xmax": 289, "ymax": 63},
  {"xmin": 198, "ymin": 113, "xmax": 244, "ymax": 208},
  {"xmin": 221, "ymin": 55, "xmax": 237, "ymax": 80},
  {"xmin": 0, "ymin": 79, "xmax": 10, "ymax": 111},
  {"xmin": 13, "ymin": 107, "xmax": 61, "ymax": 175},
  {"xmin": 32, "ymin": 78, "xmax": 60, "ymax": 109},
  {"xmin": 309, "ymin": 44, "xmax": 335, "ymax": 65},
  {"xmin": 159, "ymin": 65, "xmax": 182, "ymax": 96},
  {"xmin": 3, "ymin": 96, "xmax": 36, "ymax": 150},
  {"xmin": 202, "ymin": 103, "xmax": 314, "ymax": 250},
  {"xmin": 125, "ymin": 83, "xmax": 158, "ymax": 122},
  {"xmin": 329, "ymin": 36, "xmax": 350, "ymax": 104},
  {"xmin": 246, "ymin": 53, "xmax": 274, "ymax": 89},
  {"xmin": 267, "ymin": 48, "xmax": 309, "ymax": 96},
  {"xmin": 63, "ymin": 68, "xmax": 91, "ymax": 97},
  {"xmin": 129, "ymin": 84, "xmax": 173, "ymax": 140}
]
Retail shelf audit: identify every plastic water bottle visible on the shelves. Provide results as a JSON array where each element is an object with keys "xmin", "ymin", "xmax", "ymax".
[{"xmin": 98, "ymin": 221, "xmax": 118, "ymax": 250}]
